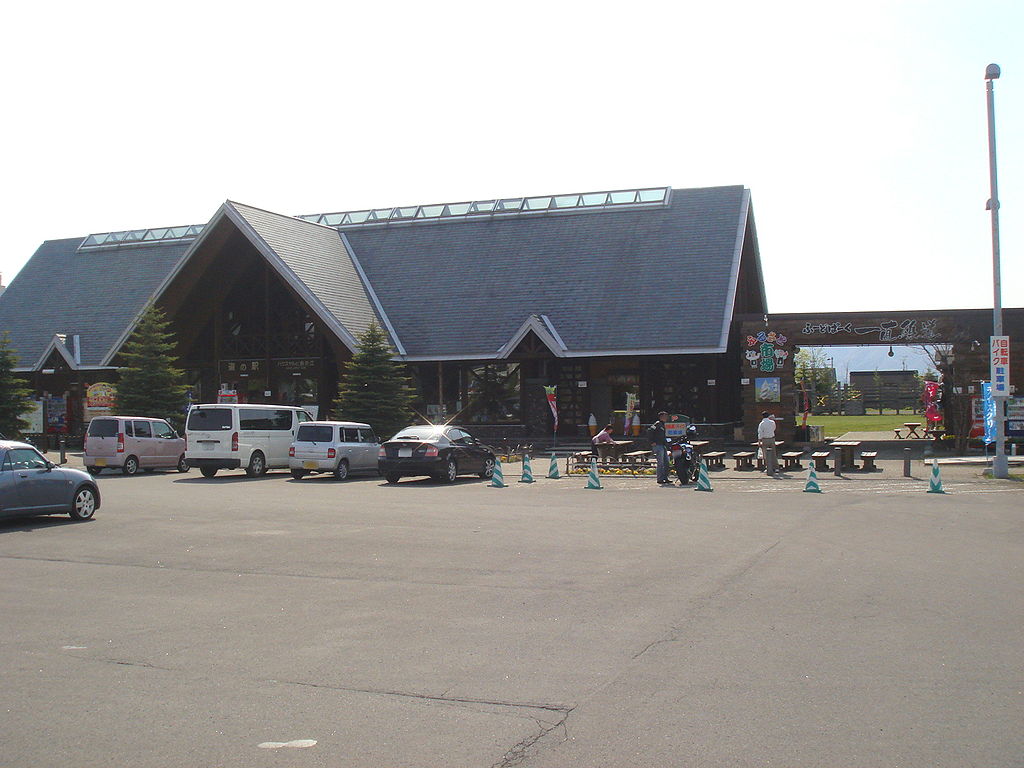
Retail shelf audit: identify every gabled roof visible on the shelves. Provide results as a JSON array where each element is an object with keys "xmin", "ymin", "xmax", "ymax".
[
  {"xmin": 344, "ymin": 185, "xmax": 758, "ymax": 359},
  {"xmin": 0, "ymin": 236, "xmax": 191, "ymax": 369}
]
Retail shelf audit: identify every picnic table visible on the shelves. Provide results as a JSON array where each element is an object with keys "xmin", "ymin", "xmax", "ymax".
[
  {"xmin": 900, "ymin": 422, "xmax": 924, "ymax": 439},
  {"xmin": 595, "ymin": 439, "xmax": 634, "ymax": 460},
  {"xmin": 830, "ymin": 440, "xmax": 862, "ymax": 469}
]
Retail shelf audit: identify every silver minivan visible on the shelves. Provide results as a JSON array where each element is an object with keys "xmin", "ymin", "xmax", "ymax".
[
  {"xmin": 84, "ymin": 416, "xmax": 188, "ymax": 475},
  {"xmin": 289, "ymin": 421, "xmax": 380, "ymax": 480}
]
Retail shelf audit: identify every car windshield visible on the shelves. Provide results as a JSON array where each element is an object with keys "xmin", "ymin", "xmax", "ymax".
[
  {"xmin": 187, "ymin": 408, "xmax": 232, "ymax": 431},
  {"xmin": 297, "ymin": 425, "xmax": 333, "ymax": 442},
  {"xmin": 87, "ymin": 419, "xmax": 118, "ymax": 437}
]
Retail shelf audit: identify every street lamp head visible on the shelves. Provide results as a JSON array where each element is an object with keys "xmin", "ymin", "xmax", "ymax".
[{"xmin": 985, "ymin": 63, "xmax": 1001, "ymax": 80}]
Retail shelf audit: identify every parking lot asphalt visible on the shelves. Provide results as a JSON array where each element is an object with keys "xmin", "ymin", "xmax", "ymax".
[{"xmin": 1, "ymin": 465, "xmax": 1022, "ymax": 767}]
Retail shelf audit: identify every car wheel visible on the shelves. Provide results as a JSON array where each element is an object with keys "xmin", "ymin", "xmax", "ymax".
[
  {"xmin": 440, "ymin": 457, "xmax": 457, "ymax": 483},
  {"xmin": 479, "ymin": 457, "xmax": 495, "ymax": 478},
  {"xmin": 177, "ymin": 455, "xmax": 189, "ymax": 473},
  {"xmin": 86, "ymin": 465, "xmax": 102, "ymax": 476},
  {"xmin": 200, "ymin": 466, "xmax": 218, "ymax": 479},
  {"xmin": 246, "ymin": 451, "xmax": 266, "ymax": 477},
  {"xmin": 332, "ymin": 459, "xmax": 349, "ymax": 481},
  {"xmin": 122, "ymin": 455, "xmax": 140, "ymax": 476},
  {"xmin": 69, "ymin": 486, "xmax": 96, "ymax": 521},
  {"xmin": 385, "ymin": 473, "xmax": 401, "ymax": 484},
  {"xmin": 290, "ymin": 469, "xmax": 306, "ymax": 480}
]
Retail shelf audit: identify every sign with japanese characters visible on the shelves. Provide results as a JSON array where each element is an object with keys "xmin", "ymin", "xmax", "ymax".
[{"xmin": 990, "ymin": 336, "xmax": 1010, "ymax": 396}]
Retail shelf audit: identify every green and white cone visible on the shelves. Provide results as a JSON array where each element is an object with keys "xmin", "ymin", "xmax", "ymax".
[
  {"xmin": 519, "ymin": 454, "xmax": 536, "ymax": 483},
  {"xmin": 585, "ymin": 458, "xmax": 603, "ymax": 490},
  {"xmin": 490, "ymin": 457, "xmax": 507, "ymax": 488},
  {"xmin": 547, "ymin": 453, "xmax": 560, "ymax": 479},
  {"xmin": 804, "ymin": 463, "xmax": 822, "ymax": 493},
  {"xmin": 927, "ymin": 461, "xmax": 946, "ymax": 494},
  {"xmin": 694, "ymin": 459, "xmax": 713, "ymax": 492}
]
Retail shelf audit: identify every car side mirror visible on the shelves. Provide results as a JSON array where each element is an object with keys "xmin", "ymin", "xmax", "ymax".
[{"xmin": 45, "ymin": 461, "xmax": 55, "ymax": 471}]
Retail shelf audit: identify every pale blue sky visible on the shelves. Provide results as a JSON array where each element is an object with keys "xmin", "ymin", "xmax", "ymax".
[{"xmin": 1, "ymin": 0, "xmax": 1020, "ymax": 314}]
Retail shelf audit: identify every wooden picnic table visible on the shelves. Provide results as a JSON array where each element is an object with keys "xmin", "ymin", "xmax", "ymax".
[
  {"xmin": 902, "ymin": 422, "xmax": 924, "ymax": 439},
  {"xmin": 830, "ymin": 440, "xmax": 862, "ymax": 468},
  {"xmin": 689, "ymin": 440, "xmax": 710, "ymax": 455},
  {"xmin": 595, "ymin": 439, "xmax": 634, "ymax": 460}
]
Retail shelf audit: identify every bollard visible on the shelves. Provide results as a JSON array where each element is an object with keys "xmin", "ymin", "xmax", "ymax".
[
  {"xmin": 903, "ymin": 448, "xmax": 912, "ymax": 477},
  {"xmin": 833, "ymin": 446, "xmax": 842, "ymax": 477},
  {"xmin": 59, "ymin": 436, "xmax": 67, "ymax": 465}
]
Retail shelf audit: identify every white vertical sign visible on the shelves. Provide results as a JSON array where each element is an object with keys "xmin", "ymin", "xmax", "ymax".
[{"xmin": 990, "ymin": 336, "xmax": 1011, "ymax": 396}]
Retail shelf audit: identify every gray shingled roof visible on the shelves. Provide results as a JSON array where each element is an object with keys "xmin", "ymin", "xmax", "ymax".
[
  {"xmin": 0, "ymin": 237, "xmax": 191, "ymax": 368},
  {"xmin": 224, "ymin": 202, "xmax": 380, "ymax": 348},
  {"xmin": 344, "ymin": 185, "xmax": 752, "ymax": 358},
  {"xmin": 0, "ymin": 185, "xmax": 758, "ymax": 367}
]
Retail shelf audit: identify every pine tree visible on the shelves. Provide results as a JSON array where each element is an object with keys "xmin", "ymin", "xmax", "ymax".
[
  {"xmin": 113, "ymin": 306, "xmax": 188, "ymax": 426},
  {"xmin": 0, "ymin": 332, "xmax": 34, "ymax": 437},
  {"xmin": 333, "ymin": 321, "xmax": 414, "ymax": 440}
]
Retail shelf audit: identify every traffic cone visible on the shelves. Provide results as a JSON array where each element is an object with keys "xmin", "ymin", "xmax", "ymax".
[
  {"xmin": 804, "ymin": 463, "xmax": 822, "ymax": 493},
  {"xmin": 694, "ymin": 459, "xmax": 713, "ymax": 492},
  {"xmin": 926, "ymin": 461, "xmax": 945, "ymax": 494},
  {"xmin": 585, "ymin": 459, "xmax": 603, "ymax": 490},
  {"xmin": 547, "ymin": 453, "xmax": 560, "ymax": 479},
  {"xmin": 519, "ymin": 454, "xmax": 535, "ymax": 483},
  {"xmin": 490, "ymin": 457, "xmax": 507, "ymax": 488}
]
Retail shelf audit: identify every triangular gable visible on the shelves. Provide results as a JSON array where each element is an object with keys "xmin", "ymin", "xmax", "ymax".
[
  {"xmin": 495, "ymin": 315, "xmax": 567, "ymax": 359},
  {"xmin": 30, "ymin": 334, "xmax": 78, "ymax": 371}
]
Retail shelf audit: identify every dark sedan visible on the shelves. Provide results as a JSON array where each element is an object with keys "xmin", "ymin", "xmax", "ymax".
[
  {"xmin": 0, "ymin": 441, "xmax": 99, "ymax": 521},
  {"xmin": 378, "ymin": 425, "xmax": 495, "ymax": 484}
]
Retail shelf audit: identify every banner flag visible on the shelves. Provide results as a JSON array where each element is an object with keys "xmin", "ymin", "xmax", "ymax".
[
  {"xmin": 982, "ymin": 382, "xmax": 996, "ymax": 446},
  {"xmin": 624, "ymin": 392, "xmax": 638, "ymax": 434},
  {"xmin": 543, "ymin": 386, "xmax": 558, "ymax": 431}
]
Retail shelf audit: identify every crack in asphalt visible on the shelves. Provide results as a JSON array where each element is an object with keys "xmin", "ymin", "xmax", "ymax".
[{"xmin": 491, "ymin": 710, "xmax": 574, "ymax": 768}]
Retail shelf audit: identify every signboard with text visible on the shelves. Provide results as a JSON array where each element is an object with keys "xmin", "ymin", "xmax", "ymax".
[{"xmin": 990, "ymin": 336, "xmax": 1011, "ymax": 396}]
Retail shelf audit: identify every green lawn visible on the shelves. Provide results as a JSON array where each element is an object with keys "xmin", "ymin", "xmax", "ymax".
[{"xmin": 808, "ymin": 412, "xmax": 929, "ymax": 438}]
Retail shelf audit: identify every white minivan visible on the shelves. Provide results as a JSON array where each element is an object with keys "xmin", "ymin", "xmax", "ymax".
[{"xmin": 185, "ymin": 404, "xmax": 313, "ymax": 478}]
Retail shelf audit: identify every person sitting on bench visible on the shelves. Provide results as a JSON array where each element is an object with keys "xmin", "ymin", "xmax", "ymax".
[{"xmin": 592, "ymin": 424, "xmax": 614, "ymax": 459}]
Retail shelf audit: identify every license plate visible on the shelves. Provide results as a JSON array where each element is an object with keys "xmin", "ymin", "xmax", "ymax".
[
  {"xmin": 94, "ymin": 458, "xmax": 106, "ymax": 467},
  {"xmin": 398, "ymin": 448, "xmax": 412, "ymax": 458},
  {"xmin": 202, "ymin": 443, "xmax": 215, "ymax": 451},
  {"xmin": 303, "ymin": 461, "xmax": 318, "ymax": 470}
]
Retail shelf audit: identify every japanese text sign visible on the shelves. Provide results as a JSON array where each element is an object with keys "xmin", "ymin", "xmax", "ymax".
[{"xmin": 990, "ymin": 336, "xmax": 1011, "ymax": 396}]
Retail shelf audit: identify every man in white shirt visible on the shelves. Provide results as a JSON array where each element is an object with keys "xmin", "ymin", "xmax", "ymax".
[{"xmin": 757, "ymin": 411, "xmax": 778, "ymax": 475}]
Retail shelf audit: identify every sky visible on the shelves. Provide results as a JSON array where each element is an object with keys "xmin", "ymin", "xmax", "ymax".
[{"xmin": 2, "ymin": 0, "xmax": 1021, "ymax": 316}]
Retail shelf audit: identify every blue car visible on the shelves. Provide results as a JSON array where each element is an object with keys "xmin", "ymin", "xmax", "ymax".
[{"xmin": 0, "ymin": 440, "xmax": 99, "ymax": 522}]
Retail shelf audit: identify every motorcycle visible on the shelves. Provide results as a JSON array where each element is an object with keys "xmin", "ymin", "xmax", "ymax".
[{"xmin": 668, "ymin": 425, "xmax": 699, "ymax": 485}]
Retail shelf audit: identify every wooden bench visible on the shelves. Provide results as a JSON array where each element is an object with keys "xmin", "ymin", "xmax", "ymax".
[
  {"xmin": 893, "ymin": 428, "xmax": 903, "ymax": 439},
  {"xmin": 732, "ymin": 451, "xmax": 756, "ymax": 470},
  {"xmin": 811, "ymin": 451, "xmax": 831, "ymax": 471},
  {"xmin": 781, "ymin": 451, "xmax": 804, "ymax": 471},
  {"xmin": 703, "ymin": 450, "xmax": 726, "ymax": 470},
  {"xmin": 859, "ymin": 451, "xmax": 879, "ymax": 471},
  {"xmin": 622, "ymin": 450, "xmax": 653, "ymax": 466}
]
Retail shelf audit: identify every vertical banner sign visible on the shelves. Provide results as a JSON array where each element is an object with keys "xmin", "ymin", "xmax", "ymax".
[
  {"xmin": 982, "ymin": 382, "xmax": 996, "ymax": 446},
  {"xmin": 990, "ymin": 336, "xmax": 1011, "ymax": 396},
  {"xmin": 543, "ymin": 386, "xmax": 558, "ymax": 432},
  {"xmin": 623, "ymin": 392, "xmax": 638, "ymax": 434}
]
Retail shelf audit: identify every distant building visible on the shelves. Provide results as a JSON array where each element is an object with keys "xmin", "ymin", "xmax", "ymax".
[{"xmin": 849, "ymin": 370, "xmax": 921, "ymax": 412}]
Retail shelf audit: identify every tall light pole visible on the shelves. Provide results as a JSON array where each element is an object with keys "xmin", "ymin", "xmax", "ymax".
[{"xmin": 985, "ymin": 63, "xmax": 1008, "ymax": 478}]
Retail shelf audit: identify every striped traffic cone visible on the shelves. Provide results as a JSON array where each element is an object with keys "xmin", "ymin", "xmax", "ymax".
[
  {"xmin": 926, "ymin": 461, "xmax": 946, "ymax": 494},
  {"xmin": 694, "ymin": 459, "xmax": 713, "ymax": 492},
  {"xmin": 519, "ymin": 454, "xmax": 536, "ymax": 483},
  {"xmin": 547, "ymin": 453, "xmax": 560, "ymax": 479},
  {"xmin": 585, "ymin": 459, "xmax": 603, "ymax": 490},
  {"xmin": 804, "ymin": 463, "xmax": 822, "ymax": 493},
  {"xmin": 490, "ymin": 457, "xmax": 507, "ymax": 488}
]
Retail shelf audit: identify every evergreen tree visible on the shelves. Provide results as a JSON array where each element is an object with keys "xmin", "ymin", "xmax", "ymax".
[
  {"xmin": 113, "ymin": 305, "xmax": 188, "ymax": 425},
  {"xmin": 0, "ymin": 332, "xmax": 34, "ymax": 437},
  {"xmin": 333, "ymin": 321, "xmax": 414, "ymax": 440}
]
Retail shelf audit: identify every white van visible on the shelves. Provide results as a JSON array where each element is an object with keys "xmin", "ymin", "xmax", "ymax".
[{"xmin": 185, "ymin": 404, "xmax": 313, "ymax": 478}]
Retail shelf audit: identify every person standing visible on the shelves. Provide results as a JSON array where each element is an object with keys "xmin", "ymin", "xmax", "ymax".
[
  {"xmin": 757, "ymin": 411, "xmax": 778, "ymax": 475},
  {"xmin": 648, "ymin": 411, "xmax": 671, "ymax": 484}
]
